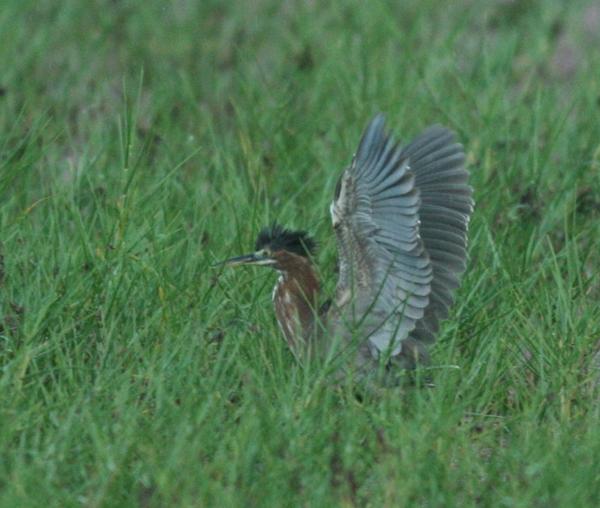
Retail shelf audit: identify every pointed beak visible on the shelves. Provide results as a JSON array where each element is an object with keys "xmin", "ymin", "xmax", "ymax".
[{"xmin": 212, "ymin": 252, "xmax": 275, "ymax": 268}]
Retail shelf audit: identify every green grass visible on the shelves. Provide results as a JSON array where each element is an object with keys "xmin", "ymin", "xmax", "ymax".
[{"xmin": 2, "ymin": 0, "xmax": 600, "ymax": 506}]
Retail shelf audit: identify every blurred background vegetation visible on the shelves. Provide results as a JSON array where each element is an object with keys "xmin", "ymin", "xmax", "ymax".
[{"xmin": 1, "ymin": 0, "xmax": 599, "ymax": 506}]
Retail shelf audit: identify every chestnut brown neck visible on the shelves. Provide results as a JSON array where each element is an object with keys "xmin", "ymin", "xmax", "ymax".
[{"xmin": 272, "ymin": 251, "xmax": 321, "ymax": 354}]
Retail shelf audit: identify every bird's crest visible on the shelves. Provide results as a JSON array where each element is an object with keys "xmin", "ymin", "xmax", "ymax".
[{"xmin": 255, "ymin": 223, "xmax": 316, "ymax": 258}]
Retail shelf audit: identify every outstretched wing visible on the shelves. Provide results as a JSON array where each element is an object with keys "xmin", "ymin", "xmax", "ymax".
[
  {"xmin": 399, "ymin": 125, "xmax": 473, "ymax": 344},
  {"xmin": 330, "ymin": 115, "xmax": 472, "ymax": 359},
  {"xmin": 330, "ymin": 115, "xmax": 433, "ymax": 357}
]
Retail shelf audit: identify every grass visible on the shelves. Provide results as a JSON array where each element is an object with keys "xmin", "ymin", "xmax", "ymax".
[{"xmin": 1, "ymin": 0, "xmax": 600, "ymax": 506}]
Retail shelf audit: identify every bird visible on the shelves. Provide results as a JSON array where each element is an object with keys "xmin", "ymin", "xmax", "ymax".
[{"xmin": 217, "ymin": 114, "xmax": 473, "ymax": 379}]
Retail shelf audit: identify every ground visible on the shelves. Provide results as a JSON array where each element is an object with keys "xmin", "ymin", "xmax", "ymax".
[{"xmin": 1, "ymin": 0, "xmax": 600, "ymax": 506}]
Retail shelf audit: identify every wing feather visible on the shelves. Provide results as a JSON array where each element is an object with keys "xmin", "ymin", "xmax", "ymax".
[
  {"xmin": 330, "ymin": 115, "xmax": 433, "ymax": 357},
  {"xmin": 330, "ymin": 115, "xmax": 473, "ymax": 359},
  {"xmin": 400, "ymin": 125, "xmax": 473, "ymax": 344}
]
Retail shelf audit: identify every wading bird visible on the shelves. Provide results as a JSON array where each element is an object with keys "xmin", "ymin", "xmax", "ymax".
[{"xmin": 218, "ymin": 114, "xmax": 473, "ymax": 377}]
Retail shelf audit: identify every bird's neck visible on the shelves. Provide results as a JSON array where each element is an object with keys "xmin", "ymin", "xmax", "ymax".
[{"xmin": 272, "ymin": 255, "xmax": 321, "ymax": 356}]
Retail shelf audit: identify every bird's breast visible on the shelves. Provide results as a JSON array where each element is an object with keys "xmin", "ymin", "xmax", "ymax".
[
  {"xmin": 273, "ymin": 278, "xmax": 303, "ymax": 350},
  {"xmin": 271, "ymin": 271, "xmax": 320, "ymax": 356}
]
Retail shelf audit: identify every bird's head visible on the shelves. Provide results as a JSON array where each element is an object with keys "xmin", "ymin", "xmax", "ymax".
[{"xmin": 216, "ymin": 223, "xmax": 316, "ymax": 272}]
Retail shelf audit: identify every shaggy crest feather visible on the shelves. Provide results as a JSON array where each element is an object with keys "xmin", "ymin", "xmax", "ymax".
[{"xmin": 255, "ymin": 223, "xmax": 316, "ymax": 258}]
